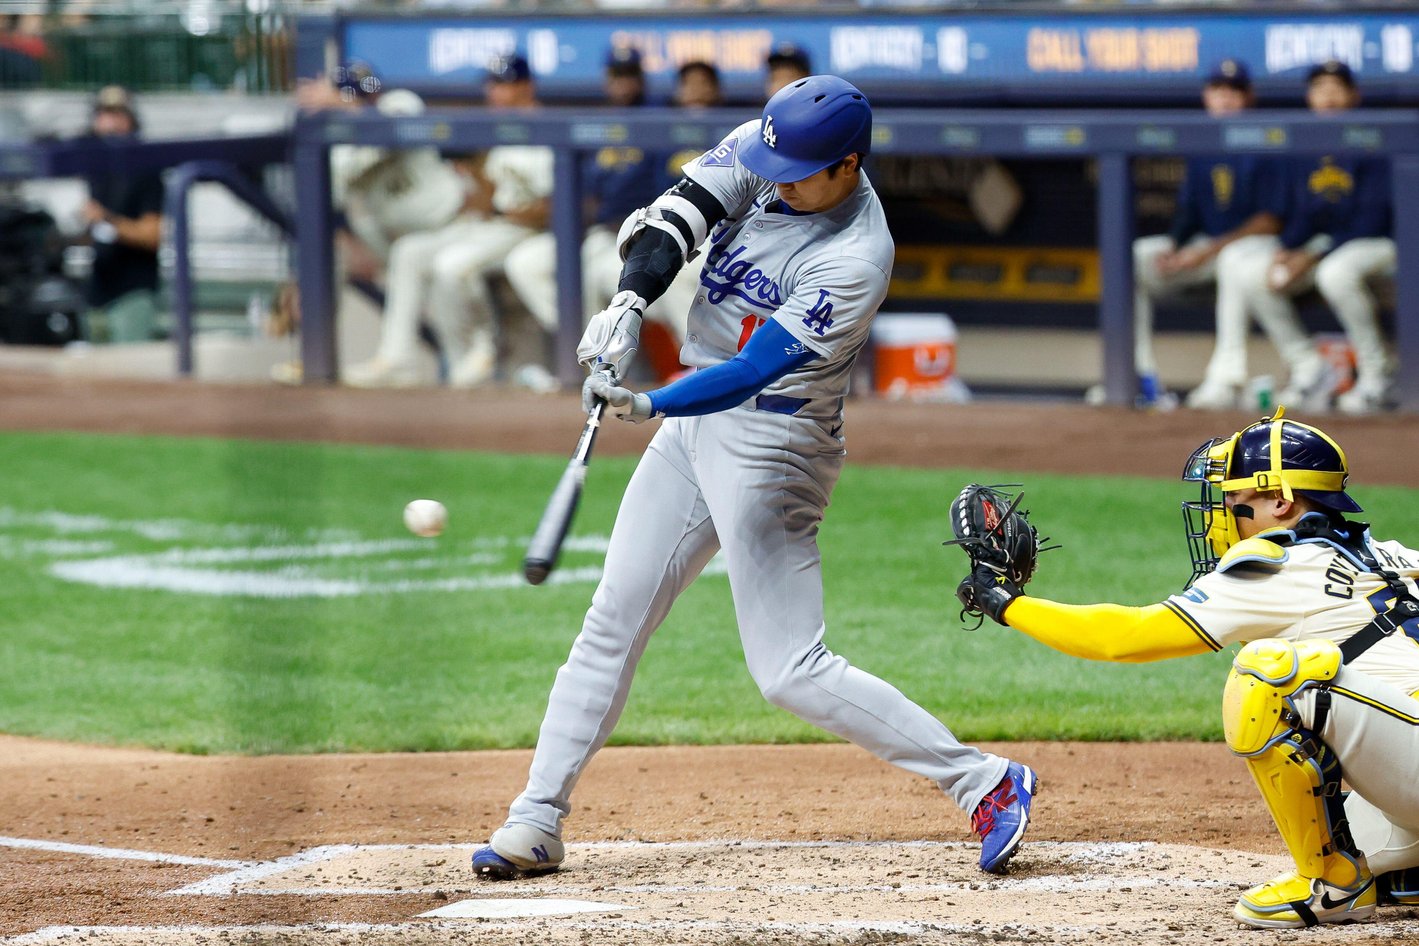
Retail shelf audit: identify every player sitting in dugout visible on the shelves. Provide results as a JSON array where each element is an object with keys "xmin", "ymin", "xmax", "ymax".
[{"xmin": 954, "ymin": 408, "xmax": 1419, "ymax": 929}]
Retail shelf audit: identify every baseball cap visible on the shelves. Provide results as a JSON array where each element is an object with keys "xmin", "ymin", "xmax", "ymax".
[
  {"xmin": 1307, "ymin": 59, "xmax": 1356, "ymax": 88},
  {"xmin": 766, "ymin": 42, "xmax": 811, "ymax": 73},
  {"xmin": 1205, "ymin": 58, "xmax": 1251, "ymax": 91},
  {"xmin": 93, "ymin": 84, "xmax": 135, "ymax": 113},
  {"xmin": 486, "ymin": 53, "xmax": 532, "ymax": 84},
  {"xmin": 606, "ymin": 46, "xmax": 643, "ymax": 77},
  {"xmin": 332, "ymin": 61, "xmax": 381, "ymax": 101}
]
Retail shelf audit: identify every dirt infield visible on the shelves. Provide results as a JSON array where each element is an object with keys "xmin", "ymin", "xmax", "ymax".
[
  {"xmin": 2, "ymin": 375, "xmax": 1417, "ymax": 944},
  {"xmin": 3, "ymin": 737, "xmax": 1417, "ymax": 944},
  {"xmin": 1, "ymin": 374, "xmax": 1416, "ymax": 486}
]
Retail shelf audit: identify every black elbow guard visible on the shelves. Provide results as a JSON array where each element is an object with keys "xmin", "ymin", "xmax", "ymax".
[{"xmin": 618, "ymin": 227, "xmax": 686, "ymax": 304}]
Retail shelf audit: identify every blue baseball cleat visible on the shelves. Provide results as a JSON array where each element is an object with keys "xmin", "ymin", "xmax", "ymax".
[
  {"xmin": 972, "ymin": 761, "xmax": 1037, "ymax": 873},
  {"xmin": 471, "ymin": 845, "xmax": 522, "ymax": 881},
  {"xmin": 472, "ymin": 822, "xmax": 565, "ymax": 881}
]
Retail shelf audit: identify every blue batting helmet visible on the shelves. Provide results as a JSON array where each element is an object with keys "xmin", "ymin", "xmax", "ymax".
[{"xmin": 738, "ymin": 75, "xmax": 872, "ymax": 183}]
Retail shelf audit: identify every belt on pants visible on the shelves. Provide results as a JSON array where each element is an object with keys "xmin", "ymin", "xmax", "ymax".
[{"xmin": 754, "ymin": 394, "xmax": 811, "ymax": 415}]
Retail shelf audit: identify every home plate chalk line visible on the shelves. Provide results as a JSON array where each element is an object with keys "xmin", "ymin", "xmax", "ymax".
[{"xmin": 10, "ymin": 838, "xmax": 1419, "ymax": 945}]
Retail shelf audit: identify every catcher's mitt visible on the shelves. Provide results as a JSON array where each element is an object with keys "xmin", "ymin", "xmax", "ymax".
[{"xmin": 942, "ymin": 483, "xmax": 1048, "ymax": 585}]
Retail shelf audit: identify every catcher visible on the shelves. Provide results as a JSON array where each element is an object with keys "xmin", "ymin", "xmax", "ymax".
[{"xmin": 949, "ymin": 408, "xmax": 1419, "ymax": 929}]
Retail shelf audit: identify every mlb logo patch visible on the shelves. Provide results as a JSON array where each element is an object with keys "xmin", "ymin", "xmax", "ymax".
[{"xmin": 700, "ymin": 138, "xmax": 738, "ymax": 168}]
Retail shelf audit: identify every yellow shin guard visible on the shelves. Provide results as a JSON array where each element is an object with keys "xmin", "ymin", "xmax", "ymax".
[{"xmin": 1223, "ymin": 640, "xmax": 1374, "ymax": 928}]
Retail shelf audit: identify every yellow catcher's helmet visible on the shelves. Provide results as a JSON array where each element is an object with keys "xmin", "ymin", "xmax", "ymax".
[{"xmin": 1181, "ymin": 407, "xmax": 1360, "ymax": 583}]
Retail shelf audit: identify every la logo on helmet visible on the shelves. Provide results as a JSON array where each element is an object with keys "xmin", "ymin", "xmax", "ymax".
[{"xmin": 762, "ymin": 116, "xmax": 777, "ymax": 148}]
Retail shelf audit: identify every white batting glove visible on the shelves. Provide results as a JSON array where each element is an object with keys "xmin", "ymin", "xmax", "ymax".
[
  {"xmin": 577, "ymin": 290, "xmax": 645, "ymax": 378},
  {"xmin": 583, "ymin": 371, "xmax": 653, "ymax": 423}
]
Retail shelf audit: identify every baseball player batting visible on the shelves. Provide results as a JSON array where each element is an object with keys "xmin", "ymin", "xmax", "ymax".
[
  {"xmin": 472, "ymin": 75, "xmax": 1036, "ymax": 882},
  {"xmin": 955, "ymin": 407, "xmax": 1419, "ymax": 929}
]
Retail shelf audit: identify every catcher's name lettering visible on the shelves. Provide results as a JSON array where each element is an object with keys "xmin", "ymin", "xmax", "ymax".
[
  {"xmin": 1377, "ymin": 545, "xmax": 1415, "ymax": 569},
  {"xmin": 1324, "ymin": 552, "xmax": 1362, "ymax": 599}
]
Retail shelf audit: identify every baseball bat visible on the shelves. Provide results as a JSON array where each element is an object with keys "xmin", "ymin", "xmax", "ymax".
[{"xmin": 523, "ymin": 398, "xmax": 606, "ymax": 585}]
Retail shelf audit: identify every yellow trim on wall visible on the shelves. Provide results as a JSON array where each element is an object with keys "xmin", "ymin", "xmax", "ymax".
[{"xmin": 890, "ymin": 245, "xmax": 1101, "ymax": 303}]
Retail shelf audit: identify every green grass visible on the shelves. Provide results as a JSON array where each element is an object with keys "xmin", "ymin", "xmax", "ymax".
[{"xmin": 2, "ymin": 429, "xmax": 1416, "ymax": 755}]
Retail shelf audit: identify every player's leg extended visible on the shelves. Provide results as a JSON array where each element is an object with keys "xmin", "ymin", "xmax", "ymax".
[
  {"xmin": 427, "ymin": 219, "xmax": 535, "ymax": 384},
  {"xmin": 1192, "ymin": 236, "xmax": 1272, "ymax": 404},
  {"xmin": 580, "ymin": 227, "xmax": 622, "ymax": 317},
  {"xmin": 1223, "ymin": 638, "xmax": 1375, "ymax": 928},
  {"xmin": 1230, "ymin": 244, "xmax": 1328, "ymax": 405},
  {"xmin": 482, "ymin": 419, "xmax": 721, "ymax": 877},
  {"xmin": 349, "ymin": 226, "xmax": 448, "ymax": 382},
  {"xmin": 695, "ymin": 409, "xmax": 1011, "ymax": 815},
  {"xmin": 502, "ymin": 232, "xmax": 558, "ymax": 332},
  {"xmin": 1314, "ymin": 238, "xmax": 1397, "ymax": 410},
  {"xmin": 1131, "ymin": 234, "xmax": 1178, "ymax": 380}
]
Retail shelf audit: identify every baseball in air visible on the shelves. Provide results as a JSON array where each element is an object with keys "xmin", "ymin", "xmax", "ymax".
[{"xmin": 403, "ymin": 499, "xmax": 447, "ymax": 537}]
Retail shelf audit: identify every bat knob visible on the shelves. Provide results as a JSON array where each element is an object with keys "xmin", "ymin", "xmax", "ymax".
[{"xmin": 523, "ymin": 559, "xmax": 551, "ymax": 586}]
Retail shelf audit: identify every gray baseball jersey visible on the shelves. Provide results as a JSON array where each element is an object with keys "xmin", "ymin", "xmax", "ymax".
[
  {"xmin": 675, "ymin": 120, "xmax": 894, "ymax": 404},
  {"xmin": 501, "ymin": 120, "xmax": 1008, "ymax": 845}
]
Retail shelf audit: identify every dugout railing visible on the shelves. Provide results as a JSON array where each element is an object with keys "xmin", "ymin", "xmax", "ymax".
[
  {"xmin": 290, "ymin": 107, "xmax": 1419, "ymax": 410},
  {"xmin": 0, "ymin": 133, "xmax": 291, "ymax": 371}
]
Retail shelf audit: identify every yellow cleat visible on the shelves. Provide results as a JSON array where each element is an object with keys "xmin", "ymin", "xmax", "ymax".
[{"xmin": 1235, "ymin": 871, "xmax": 1377, "ymax": 929}]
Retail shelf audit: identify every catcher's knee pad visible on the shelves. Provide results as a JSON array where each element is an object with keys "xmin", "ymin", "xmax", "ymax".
[
  {"xmin": 1223, "ymin": 639, "xmax": 1340, "ymax": 757},
  {"xmin": 1223, "ymin": 639, "xmax": 1362, "ymax": 884}
]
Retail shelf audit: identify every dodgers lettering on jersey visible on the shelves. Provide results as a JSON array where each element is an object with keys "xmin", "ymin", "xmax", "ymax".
[
  {"xmin": 1167, "ymin": 537, "xmax": 1419, "ymax": 695},
  {"xmin": 700, "ymin": 244, "xmax": 785, "ymax": 309},
  {"xmin": 674, "ymin": 120, "xmax": 894, "ymax": 404}
]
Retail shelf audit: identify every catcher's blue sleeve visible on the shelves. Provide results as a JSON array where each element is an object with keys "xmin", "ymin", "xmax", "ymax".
[{"xmin": 646, "ymin": 319, "xmax": 816, "ymax": 417}]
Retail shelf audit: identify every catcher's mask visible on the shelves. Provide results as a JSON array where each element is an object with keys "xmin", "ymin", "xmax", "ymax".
[{"xmin": 1181, "ymin": 406, "xmax": 1359, "ymax": 584}]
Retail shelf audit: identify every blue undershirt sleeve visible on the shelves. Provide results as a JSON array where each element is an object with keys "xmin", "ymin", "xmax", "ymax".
[{"xmin": 646, "ymin": 319, "xmax": 817, "ymax": 417}]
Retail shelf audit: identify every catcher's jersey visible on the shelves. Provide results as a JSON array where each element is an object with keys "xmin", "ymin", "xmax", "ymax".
[
  {"xmin": 485, "ymin": 145, "xmax": 554, "ymax": 215},
  {"xmin": 1167, "ymin": 534, "xmax": 1419, "ymax": 695},
  {"xmin": 676, "ymin": 120, "xmax": 894, "ymax": 403},
  {"xmin": 331, "ymin": 90, "xmax": 468, "ymax": 237}
]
